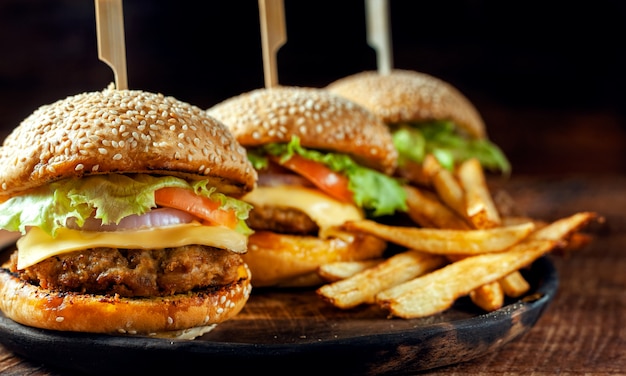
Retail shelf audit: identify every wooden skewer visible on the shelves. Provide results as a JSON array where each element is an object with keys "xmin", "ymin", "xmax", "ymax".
[
  {"xmin": 95, "ymin": 0, "xmax": 128, "ymax": 90},
  {"xmin": 258, "ymin": 0, "xmax": 287, "ymax": 88},
  {"xmin": 365, "ymin": 0, "xmax": 393, "ymax": 75}
]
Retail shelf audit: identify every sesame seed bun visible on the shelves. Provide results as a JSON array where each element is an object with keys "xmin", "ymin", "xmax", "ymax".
[
  {"xmin": 326, "ymin": 69, "xmax": 486, "ymax": 139},
  {"xmin": 208, "ymin": 86, "xmax": 394, "ymax": 287},
  {"xmin": 0, "ymin": 86, "xmax": 257, "ymax": 201},
  {"xmin": 207, "ymin": 86, "xmax": 398, "ymax": 175},
  {"xmin": 0, "ymin": 262, "xmax": 251, "ymax": 337}
]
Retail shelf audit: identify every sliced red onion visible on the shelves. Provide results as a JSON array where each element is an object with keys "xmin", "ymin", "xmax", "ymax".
[{"xmin": 66, "ymin": 208, "xmax": 198, "ymax": 232}]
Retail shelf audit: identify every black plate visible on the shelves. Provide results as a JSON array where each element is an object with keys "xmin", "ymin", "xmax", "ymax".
[{"xmin": 0, "ymin": 250, "xmax": 557, "ymax": 376}]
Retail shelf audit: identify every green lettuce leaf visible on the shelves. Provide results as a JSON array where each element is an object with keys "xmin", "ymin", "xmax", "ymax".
[
  {"xmin": 0, "ymin": 174, "xmax": 253, "ymax": 237},
  {"xmin": 252, "ymin": 136, "xmax": 407, "ymax": 217},
  {"xmin": 392, "ymin": 121, "xmax": 511, "ymax": 174}
]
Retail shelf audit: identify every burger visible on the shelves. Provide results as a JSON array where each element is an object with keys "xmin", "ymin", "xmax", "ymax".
[
  {"xmin": 207, "ymin": 86, "xmax": 407, "ymax": 287},
  {"xmin": 326, "ymin": 69, "xmax": 511, "ymax": 186},
  {"xmin": 0, "ymin": 86, "xmax": 257, "ymax": 338}
]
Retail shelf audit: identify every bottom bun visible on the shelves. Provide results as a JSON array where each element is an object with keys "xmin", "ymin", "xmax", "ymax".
[
  {"xmin": 0, "ymin": 264, "xmax": 251, "ymax": 336},
  {"xmin": 243, "ymin": 230, "xmax": 387, "ymax": 287}
]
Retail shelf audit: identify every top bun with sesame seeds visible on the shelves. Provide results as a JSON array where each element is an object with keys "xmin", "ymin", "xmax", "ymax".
[
  {"xmin": 326, "ymin": 69, "xmax": 486, "ymax": 140},
  {"xmin": 327, "ymin": 69, "xmax": 511, "ymax": 185},
  {"xmin": 0, "ymin": 85, "xmax": 256, "ymax": 200},
  {"xmin": 208, "ymin": 86, "xmax": 398, "ymax": 175},
  {"xmin": 0, "ymin": 85, "xmax": 256, "ymax": 337},
  {"xmin": 207, "ymin": 86, "xmax": 408, "ymax": 287}
]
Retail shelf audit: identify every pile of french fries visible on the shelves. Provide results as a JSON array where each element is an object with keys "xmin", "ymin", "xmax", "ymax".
[{"xmin": 316, "ymin": 155, "xmax": 600, "ymax": 319}]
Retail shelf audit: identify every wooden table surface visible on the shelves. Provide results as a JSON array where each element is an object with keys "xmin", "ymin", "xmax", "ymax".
[{"xmin": 0, "ymin": 173, "xmax": 623, "ymax": 375}]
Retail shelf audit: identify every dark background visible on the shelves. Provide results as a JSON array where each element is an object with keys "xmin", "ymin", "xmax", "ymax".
[{"xmin": 1, "ymin": 0, "xmax": 625, "ymax": 175}]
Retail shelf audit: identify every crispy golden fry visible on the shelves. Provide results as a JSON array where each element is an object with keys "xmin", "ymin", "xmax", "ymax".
[
  {"xmin": 343, "ymin": 219, "xmax": 535, "ymax": 255},
  {"xmin": 404, "ymin": 185, "xmax": 471, "ymax": 230},
  {"xmin": 447, "ymin": 252, "xmax": 512, "ymax": 310},
  {"xmin": 376, "ymin": 239, "xmax": 556, "ymax": 318},
  {"xmin": 470, "ymin": 281, "xmax": 504, "ymax": 311},
  {"xmin": 499, "ymin": 271, "xmax": 531, "ymax": 298},
  {"xmin": 317, "ymin": 250, "xmax": 446, "ymax": 309},
  {"xmin": 421, "ymin": 153, "xmax": 441, "ymax": 179},
  {"xmin": 317, "ymin": 259, "xmax": 384, "ymax": 282},
  {"xmin": 423, "ymin": 154, "xmax": 468, "ymax": 220},
  {"xmin": 376, "ymin": 212, "xmax": 598, "ymax": 319},
  {"xmin": 457, "ymin": 158, "xmax": 501, "ymax": 229},
  {"xmin": 423, "ymin": 157, "xmax": 513, "ymax": 311},
  {"xmin": 528, "ymin": 212, "xmax": 598, "ymax": 241}
]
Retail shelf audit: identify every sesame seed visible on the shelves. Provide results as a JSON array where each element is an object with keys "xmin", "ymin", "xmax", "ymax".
[
  {"xmin": 0, "ymin": 86, "xmax": 256, "ymax": 198},
  {"xmin": 55, "ymin": 316, "xmax": 64, "ymax": 322}
]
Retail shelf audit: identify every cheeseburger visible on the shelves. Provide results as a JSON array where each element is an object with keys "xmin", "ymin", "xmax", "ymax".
[
  {"xmin": 0, "ymin": 86, "xmax": 257, "ymax": 338},
  {"xmin": 327, "ymin": 69, "xmax": 510, "ymax": 186},
  {"xmin": 207, "ymin": 86, "xmax": 407, "ymax": 287}
]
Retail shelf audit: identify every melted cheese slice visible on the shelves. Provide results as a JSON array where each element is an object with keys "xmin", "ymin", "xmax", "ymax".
[
  {"xmin": 243, "ymin": 186, "xmax": 364, "ymax": 235},
  {"xmin": 16, "ymin": 223, "xmax": 246, "ymax": 270}
]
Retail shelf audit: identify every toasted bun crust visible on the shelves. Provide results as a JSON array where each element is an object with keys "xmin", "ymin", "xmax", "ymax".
[
  {"xmin": 0, "ymin": 86, "xmax": 257, "ymax": 200},
  {"xmin": 0, "ymin": 263, "xmax": 251, "ymax": 335},
  {"xmin": 326, "ymin": 70, "xmax": 486, "ymax": 139},
  {"xmin": 243, "ymin": 230, "xmax": 387, "ymax": 287},
  {"xmin": 207, "ymin": 86, "xmax": 398, "ymax": 175}
]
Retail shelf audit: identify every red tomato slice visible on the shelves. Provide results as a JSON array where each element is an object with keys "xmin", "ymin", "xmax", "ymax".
[
  {"xmin": 154, "ymin": 187, "xmax": 238, "ymax": 229},
  {"xmin": 274, "ymin": 155, "xmax": 354, "ymax": 203}
]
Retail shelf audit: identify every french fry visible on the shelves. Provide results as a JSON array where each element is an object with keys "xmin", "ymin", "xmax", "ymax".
[
  {"xmin": 317, "ymin": 259, "xmax": 383, "ymax": 282},
  {"xmin": 423, "ymin": 157, "xmax": 512, "ymax": 312},
  {"xmin": 403, "ymin": 185, "xmax": 471, "ymax": 230},
  {"xmin": 457, "ymin": 158, "xmax": 501, "ymax": 228},
  {"xmin": 470, "ymin": 281, "xmax": 504, "ymax": 311},
  {"xmin": 317, "ymin": 250, "xmax": 446, "ymax": 309},
  {"xmin": 499, "ymin": 271, "xmax": 531, "ymax": 298},
  {"xmin": 343, "ymin": 219, "xmax": 535, "ymax": 255},
  {"xmin": 528, "ymin": 212, "xmax": 598, "ymax": 241},
  {"xmin": 447, "ymin": 253, "xmax": 511, "ymax": 311},
  {"xmin": 423, "ymin": 154, "xmax": 468, "ymax": 220},
  {"xmin": 375, "ymin": 212, "xmax": 598, "ymax": 319},
  {"xmin": 454, "ymin": 159, "xmax": 511, "ymax": 306},
  {"xmin": 376, "ymin": 239, "xmax": 557, "ymax": 318}
]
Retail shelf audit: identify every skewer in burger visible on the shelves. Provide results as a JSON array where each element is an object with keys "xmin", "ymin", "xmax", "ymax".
[
  {"xmin": 0, "ymin": 85, "xmax": 257, "ymax": 338},
  {"xmin": 326, "ymin": 69, "xmax": 511, "ymax": 186},
  {"xmin": 207, "ymin": 86, "xmax": 407, "ymax": 287}
]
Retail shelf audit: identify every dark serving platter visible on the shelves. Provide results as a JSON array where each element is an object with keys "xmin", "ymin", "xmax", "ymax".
[{"xmin": 0, "ymin": 241, "xmax": 557, "ymax": 376}]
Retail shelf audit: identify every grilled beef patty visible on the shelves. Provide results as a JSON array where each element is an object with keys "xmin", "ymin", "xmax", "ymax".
[{"xmin": 7, "ymin": 245, "xmax": 244, "ymax": 298}]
